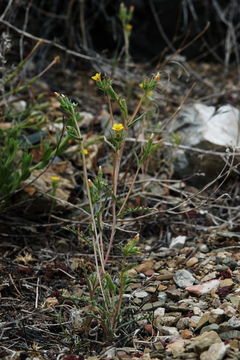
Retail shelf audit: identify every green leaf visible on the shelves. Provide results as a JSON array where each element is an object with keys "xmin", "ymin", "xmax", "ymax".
[
  {"xmin": 128, "ymin": 112, "xmax": 145, "ymax": 128},
  {"xmin": 104, "ymin": 273, "xmax": 116, "ymax": 294},
  {"xmin": 103, "ymin": 136, "xmax": 117, "ymax": 152}
]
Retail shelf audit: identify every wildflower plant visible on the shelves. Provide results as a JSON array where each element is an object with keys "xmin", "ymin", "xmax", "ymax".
[
  {"xmin": 56, "ymin": 70, "xmax": 161, "ymax": 341},
  {"xmin": 118, "ymin": 3, "xmax": 134, "ymax": 69},
  {"xmin": 0, "ymin": 41, "xmax": 63, "ymax": 208}
]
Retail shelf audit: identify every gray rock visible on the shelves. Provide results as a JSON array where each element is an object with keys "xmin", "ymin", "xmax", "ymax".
[
  {"xmin": 174, "ymin": 269, "xmax": 196, "ymax": 288},
  {"xmin": 166, "ymin": 288, "xmax": 187, "ymax": 300},
  {"xmin": 157, "ymin": 292, "xmax": 168, "ymax": 303},
  {"xmin": 176, "ymin": 317, "xmax": 190, "ymax": 330},
  {"xmin": 200, "ymin": 342, "xmax": 228, "ymax": 360},
  {"xmin": 200, "ymin": 324, "xmax": 220, "ymax": 334},
  {"xmin": 142, "ymin": 301, "xmax": 166, "ymax": 311},
  {"xmin": 220, "ymin": 330, "xmax": 240, "ymax": 340},
  {"xmin": 227, "ymin": 316, "xmax": 240, "ymax": 329},
  {"xmin": 222, "ymin": 258, "xmax": 238, "ymax": 270},
  {"xmin": 159, "ymin": 326, "xmax": 179, "ymax": 336}
]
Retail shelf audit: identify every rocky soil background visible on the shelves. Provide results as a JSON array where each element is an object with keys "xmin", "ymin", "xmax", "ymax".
[{"xmin": 0, "ymin": 1, "xmax": 240, "ymax": 359}]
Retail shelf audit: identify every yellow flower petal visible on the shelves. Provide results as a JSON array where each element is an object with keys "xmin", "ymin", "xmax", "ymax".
[
  {"xmin": 50, "ymin": 176, "xmax": 60, "ymax": 182},
  {"xmin": 112, "ymin": 123, "xmax": 124, "ymax": 131},
  {"xmin": 125, "ymin": 24, "xmax": 133, "ymax": 31},
  {"xmin": 82, "ymin": 148, "xmax": 89, "ymax": 155},
  {"xmin": 91, "ymin": 73, "xmax": 101, "ymax": 82},
  {"xmin": 138, "ymin": 83, "xmax": 143, "ymax": 88}
]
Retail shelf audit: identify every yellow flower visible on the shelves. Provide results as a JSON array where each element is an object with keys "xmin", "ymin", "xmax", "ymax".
[
  {"xmin": 125, "ymin": 24, "xmax": 133, "ymax": 31},
  {"xmin": 112, "ymin": 123, "xmax": 124, "ymax": 131},
  {"xmin": 50, "ymin": 176, "xmax": 60, "ymax": 182},
  {"xmin": 138, "ymin": 83, "xmax": 144, "ymax": 88},
  {"xmin": 82, "ymin": 148, "xmax": 88, "ymax": 155},
  {"xmin": 153, "ymin": 72, "xmax": 160, "ymax": 81},
  {"xmin": 91, "ymin": 73, "xmax": 101, "ymax": 82}
]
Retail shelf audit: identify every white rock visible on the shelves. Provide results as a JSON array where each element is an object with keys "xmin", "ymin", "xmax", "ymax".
[
  {"xmin": 169, "ymin": 103, "xmax": 240, "ymax": 183},
  {"xmin": 154, "ymin": 307, "xmax": 165, "ymax": 317},
  {"xmin": 211, "ymin": 308, "xmax": 225, "ymax": 315},
  {"xmin": 169, "ymin": 235, "xmax": 187, "ymax": 249},
  {"xmin": 134, "ymin": 290, "xmax": 149, "ymax": 298},
  {"xmin": 193, "ymin": 307, "xmax": 203, "ymax": 316}
]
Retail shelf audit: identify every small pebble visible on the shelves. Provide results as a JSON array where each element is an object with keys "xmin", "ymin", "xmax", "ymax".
[
  {"xmin": 186, "ymin": 257, "xmax": 198, "ymax": 267},
  {"xmin": 134, "ymin": 290, "xmax": 148, "ymax": 298},
  {"xmin": 169, "ymin": 235, "xmax": 186, "ymax": 249},
  {"xmin": 198, "ymin": 244, "xmax": 209, "ymax": 253},
  {"xmin": 180, "ymin": 329, "xmax": 193, "ymax": 339},
  {"xmin": 174, "ymin": 269, "xmax": 196, "ymax": 288}
]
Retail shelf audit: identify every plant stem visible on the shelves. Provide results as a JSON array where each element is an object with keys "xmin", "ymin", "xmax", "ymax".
[
  {"xmin": 71, "ymin": 110, "xmax": 108, "ymax": 306},
  {"xmin": 127, "ymin": 95, "xmax": 144, "ymax": 125},
  {"xmin": 104, "ymin": 150, "xmax": 119, "ymax": 265},
  {"xmin": 107, "ymin": 95, "xmax": 114, "ymax": 126},
  {"xmin": 118, "ymin": 165, "xmax": 140, "ymax": 216},
  {"xmin": 111, "ymin": 258, "xmax": 126, "ymax": 330}
]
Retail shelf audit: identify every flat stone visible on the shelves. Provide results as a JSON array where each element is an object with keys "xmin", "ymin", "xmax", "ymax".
[
  {"xmin": 201, "ymin": 271, "xmax": 217, "ymax": 282},
  {"xmin": 166, "ymin": 339, "xmax": 185, "ymax": 356},
  {"xmin": 226, "ymin": 316, "xmax": 240, "ymax": 329},
  {"xmin": 186, "ymin": 257, "xmax": 199, "ymax": 267},
  {"xmin": 134, "ymin": 260, "xmax": 154, "ymax": 273},
  {"xmin": 189, "ymin": 316, "xmax": 201, "ymax": 328},
  {"xmin": 176, "ymin": 317, "xmax": 190, "ymax": 329},
  {"xmin": 195, "ymin": 313, "xmax": 210, "ymax": 330},
  {"xmin": 200, "ymin": 323, "xmax": 220, "ymax": 334},
  {"xmin": 209, "ymin": 309, "xmax": 225, "ymax": 324},
  {"xmin": 219, "ymin": 278, "xmax": 234, "ymax": 287},
  {"xmin": 189, "ymin": 331, "xmax": 222, "ymax": 352},
  {"xmin": 142, "ymin": 301, "xmax": 166, "ymax": 311},
  {"xmin": 156, "ymin": 272, "xmax": 174, "ymax": 280},
  {"xmin": 145, "ymin": 286, "xmax": 158, "ymax": 293},
  {"xmin": 157, "ymin": 292, "xmax": 168, "ymax": 303},
  {"xmin": 154, "ymin": 307, "xmax": 165, "ymax": 317},
  {"xmin": 134, "ymin": 290, "xmax": 149, "ymax": 298},
  {"xmin": 220, "ymin": 330, "xmax": 240, "ymax": 340},
  {"xmin": 229, "ymin": 295, "xmax": 240, "ymax": 307},
  {"xmin": 193, "ymin": 306, "xmax": 203, "ymax": 316},
  {"xmin": 223, "ymin": 304, "xmax": 236, "ymax": 316},
  {"xmin": 180, "ymin": 329, "xmax": 193, "ymax": 339},
  {"xmin": 186, "ymin": 279, "xmax": 220, "ymax": 295},
  {"xmin": 174, "ymin": 269, "xmax": 196, "ymax": 288},
  {"xmin": 159, "ymin": 326, "xmax": 179, "ymax": 336},
  {"xmin": 133, "ymin": 298, "xmax": 142, "ymax": 305},
  {"xmin": 169, "ymin": 235, "xmax": 187, "ymax": 249},
  {"xmin": 126, "ymin": 268, "xmax": 138, "ymax": 277},
  {"xmin": 200, "ymin": 342, "xmax": 227, "ymax": 360},
  {"xmin": 166, "ymin": 288, "xmax": 186, "ymax": 300},
  {"xmin": 159, "ymin": 316, "xmax": 178, "ymax": 326}
]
